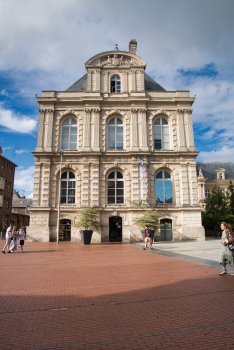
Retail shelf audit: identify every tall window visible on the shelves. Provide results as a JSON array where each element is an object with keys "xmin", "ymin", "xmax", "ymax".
[
  {"xmin": 7, "ymin": 182, "xmax": 11, "ymax": 192},
  {"xmin": 108, "ymin": 118, "xmax": 123, "ymax": 150},
  {"xmin": 205, "ymin": 189, "xmax": 210, "ymax": 199},
  {"xmin": 111, "ymin": 76, "xmax": 121, "ymax": 93},
  {"xmin": 156, "ymin": 171, "xmax": 172, "ymax": 204},
  {"xmin": 61, "ymin": 118, "xmax": 77, "ymax": 150},
  {"xmin": 154, "ymin": 117, "xmax": 170, "ymax": 150},
  {"xmin": 61, "ymin": 171, "xmax": 75, "ymax": 204},
  {"xmin": 107, "ymin": 171, "xmax": 124, "ymax": 204},
  {"xmin": 6, "ymin": 198, "xmax": 10, "ymax": 209},
  {"xmin": 1, "ymin": 162, "xmax": 5, "ymax": 173},
  {"xmin": 9, "ymin": 166, "xmax": 13, "ymax": 176}
]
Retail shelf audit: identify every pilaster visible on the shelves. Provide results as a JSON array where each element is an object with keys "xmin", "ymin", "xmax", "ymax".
[
  {"xmin": 177, "ymin": 109, "xmax": 187, "ymax": 152},
  {"xmin": 82, "ymin": 164, "xmax": 90, "ymax": 206},
  {"xmin": 131, "ymin": 70, "xmax": 136, "ymax": 91},
  {"xmin": 91, "ymin": 109, "xmax": 100, "ymax": 151},
  {"xmin": 180, "ymin": 163, "xmax": 190, "ymax": 206},
  {"xmin": 32, "ymin": 162, "xmax": 42, "ymax": 206},
  {"xmin": 184, "ymin": 109, "xmax": 196, "ymax": 151},
  {"xmin": 45, "ymin": 110, "xmax": 54, "ymax": 152},
  {"xmin": 83, "ymin": 109, "xmax": 91, "ymax": 151},
  {"xmin": 131, "ymin": 108, "xmax": 138, "ymax": 151},
  {"xmin": 41, "ymin": 162, "xmax": 51, "ymax": 207},
  {"xmin": 139, "ymin": 108, "xmax": 148, "ymax": 151},
  {"xmin": 91, "ymin": 164, "xmax": 99, "ymax": 207},
  {"xmin": 132, "ymin": 163, "xmax": 140, "ymax": 205},
  {"xmin": 35, "ymin": 109, "xmax": 45, "ymax": 151}
]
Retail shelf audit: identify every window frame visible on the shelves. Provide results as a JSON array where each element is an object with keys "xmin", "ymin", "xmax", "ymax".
[
  {"xmin": 60, "ymin": 171, "xmax": 76, "ymax": 204},
  {"xmin": 6, "ymin": 198, "xmax": 10, "ymax": 209},
  {"xmin": 107, "ymin": 117, "xmax": 124, "ymax": 150},
  {"xmin": 155, "ymin": 170, "xmax": 173, "ymax": 204},
  {"xmin": 107, "ymin": 171, "xmax": 124, "ymax": 205},
  {"xmin": 205, "ymin": 189, "xmax": 210, "ymax": 199},
  {"xmin": 153, "ymin": 117, "xmax": 170, "ymax": 150},
  {"xmin": 61, "ymin": 117, "xmax": 78, "ymax": 151},
  {"xmin": 1, "ymin": 161, "xmax": 5, "ymax": 173},
  {"xmin": 110, "ymin": 75, "xmax": 121, "ymax": 93}
]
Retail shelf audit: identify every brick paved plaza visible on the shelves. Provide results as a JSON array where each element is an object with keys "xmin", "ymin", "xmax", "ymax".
[{"xmin": 0, "ymin": 242, "xmax": 234, "ymax": 350}]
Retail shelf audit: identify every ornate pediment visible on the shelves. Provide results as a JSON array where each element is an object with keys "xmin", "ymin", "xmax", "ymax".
[{"xmin": 85, "ymin": 51, "xmax": 146, "ymax": 69}]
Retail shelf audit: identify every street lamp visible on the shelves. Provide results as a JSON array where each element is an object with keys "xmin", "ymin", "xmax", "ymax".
[{"xmin": 56, "ymin": 150, "xmax": 63, "ymax": 244}]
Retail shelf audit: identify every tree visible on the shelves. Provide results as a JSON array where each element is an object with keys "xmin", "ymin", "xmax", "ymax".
[
  {"xmin": 74, "ymin": 207, "xmax": 101, "ymax": 231},
  {"xmin": 133, "ymin": 207, "xmax": 160, "ymax": 231},
  {"xmin": 228, "ymin": 181, "xmax": 234, "ymax": 215},
  {"xmin": 205, "ymin": 185, "xmax": 230, "ymax": 218}
]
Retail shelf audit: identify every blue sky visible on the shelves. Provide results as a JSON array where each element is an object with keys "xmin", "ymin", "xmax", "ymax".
[{"xmin": 0, "ymin": 0, "xmax": 234, "ymax": 198}]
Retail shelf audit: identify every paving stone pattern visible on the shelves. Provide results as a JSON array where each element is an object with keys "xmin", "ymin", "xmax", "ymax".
[{"xmin": 0, "ymin": 242, "xmax": 234, "ymax": 350}]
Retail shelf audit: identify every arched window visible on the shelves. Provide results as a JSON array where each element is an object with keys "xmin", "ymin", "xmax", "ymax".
[
  {"xmin": 156, "ymin": 171, "xmax": 172, "ymax": 204},
  {"xmin": 111, "ymin": 76, "xmax": 121, "ymax": 93},
  {"xmin": 154, "ymin": 117, "xmax": 170, "ymax": 150},
  {"xmin": 61, "ymin": 118, "xmax": 77, "ymax": 150},
  {"xmin": 108, "ymin": 117, "xmax": 123, "ymax": 150},
  {"xmin": 61, "ymin": 171, "xmax": 75, "ymax": 204},
  {"xmin": 107, "ymin": 171, "xmax": 124, "ymax": 204}
]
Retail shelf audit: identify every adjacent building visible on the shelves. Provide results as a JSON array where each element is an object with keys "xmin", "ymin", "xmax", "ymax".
[
  {"xmin": 28, "ymin": 40, "xmax": 205, "ymax": 243},
  {"xmin": 12, "ymin": 190, "xmax": 32, "ymax": 228},
  {"xmin": 0, "ymin": 147, "xmax": 17, "ymax": 234}
]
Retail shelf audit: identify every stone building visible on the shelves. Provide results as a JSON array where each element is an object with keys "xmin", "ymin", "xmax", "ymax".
[
  {"xmin": 197, "ymin": 162, "xmax": 234, "ymax": 210},
  {"xmin": 28, "ymin": 40, "xmax": 205, "ymax": 243}
]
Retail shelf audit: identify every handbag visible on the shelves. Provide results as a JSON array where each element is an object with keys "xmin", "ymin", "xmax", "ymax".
[{"xmin": 228, "ymin": 241, "xmax": 234, "ymax": 251}]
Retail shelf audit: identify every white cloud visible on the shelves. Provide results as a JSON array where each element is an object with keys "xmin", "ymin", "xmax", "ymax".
[
  {"xmin": 15, "ymin": 149, "xmax": 30, "ymax": 154},
  {"xmin": 0, "ymin": 105, "xmax": 37, "ymax": 134},
  {"xmin": 0, "ymin": 89, "xmax": 8, "ymax": 96},
  {"xmin": 2, "ymin": 146, "xmax": 13, "ymax": 151},
  {"xmin": 198, "ymin": 146, "xmax": 234, "ymax": 162},
  {"xmin": 14, "ymin": 166, "xmax": 35, "ymax": 197}
]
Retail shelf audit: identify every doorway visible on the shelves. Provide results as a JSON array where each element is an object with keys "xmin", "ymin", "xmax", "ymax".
[
  {"xmin": 109, "ymin": 216, "xmax": 122, "ymax": 242},
  {"xmin": 59, "ymin": 219, "xmax": 71, "ymax": 241},
  {"xmin": 160, "ymin": 219, "xmax": 172, "ymax": 241}
]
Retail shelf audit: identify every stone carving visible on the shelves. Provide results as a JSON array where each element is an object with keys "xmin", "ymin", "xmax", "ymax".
[
  {"xmin": 148, "ymin": 110, "xmax": 177, "ymax": 151},
  {"xmin": 88, "ymin": 54, "xmax": 143, "ymax": 68}
]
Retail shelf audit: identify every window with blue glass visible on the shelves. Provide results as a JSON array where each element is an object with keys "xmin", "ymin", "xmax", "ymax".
[
  {"xmin": 108, "ymin": 118, "xmax": 123, "ymax": 150},
  {"xmin": 107, "ymin": 171, "xmax": 124, "ymax": 204},
  {"xmin": 61, "ymin": 118, "xmax": 77, "ymax": 150},
  {"xmin": 111, "ymin": 76, "xmax": 121, "ymax": 93},
  {"xmin": 156, "ymin": 171, "xmax": 172, "ymax": 204},
  {"xmin": 154, "ymin": 118, "xmax": 170, "ymax": 150}
]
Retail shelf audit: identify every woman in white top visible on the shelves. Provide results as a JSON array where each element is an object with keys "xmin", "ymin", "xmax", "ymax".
[{"xmin": 10, "ymin": 226, "xmax": 18, "ymax": 252}]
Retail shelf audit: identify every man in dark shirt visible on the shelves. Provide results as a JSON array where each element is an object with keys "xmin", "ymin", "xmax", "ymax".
[{"xmin": 143, "ymin": 225, "xmax": 152, "ymax": 250}]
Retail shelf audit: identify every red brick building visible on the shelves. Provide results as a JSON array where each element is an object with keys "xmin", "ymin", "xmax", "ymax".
[
  {"xmin": 12, "ymin": 190, "xmax": 32, "ymax": 229},
  {"xmin": 0, "ymin": 147, "xmax": 17, "ymax": 234}
]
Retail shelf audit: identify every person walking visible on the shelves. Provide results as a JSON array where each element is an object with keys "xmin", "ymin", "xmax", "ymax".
[
  {"xmin": 219, "ymin": 222, "xmax": 233, "ymax": 275},
  {"xmin": 9, "ymin": 226, "xmax": 18, "ymax": 252},
  {"xmin": 18, "ymin": 226, "xmax": 26, "ymax": 252},
  {"xmin": 2, "ymin": 223, "xmax": 13, "ymax": 254},
  {"xmin": 143, "ymin": 225, "xmax": 152, "ymax": 250}
]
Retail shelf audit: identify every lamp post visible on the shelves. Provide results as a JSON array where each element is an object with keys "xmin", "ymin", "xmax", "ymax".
[{"xmin": 56, "ymin": 150, "xmax": 63, "ymax": 244}]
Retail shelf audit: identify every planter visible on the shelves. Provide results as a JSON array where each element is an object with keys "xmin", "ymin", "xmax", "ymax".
[
  {"xmin": 141, "ymin": 230, "xmax": 155, "ymax": 242},
  {"xmin": 79, "ymin": 230, "xmax": 93, "ymax": 245}
]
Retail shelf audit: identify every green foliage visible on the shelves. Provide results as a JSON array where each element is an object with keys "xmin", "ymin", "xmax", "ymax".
[
  {"xmin": 228, "ymin": 181, "xmax": 234, "ymax": 215},
  {"xmin": 74, "ymin": 207, "xmax": 101, "ymax": 231},
  {"xmin": 133, "ymin": 207, "xmax": 160, "ymax": 231},
  {"xmin": 205, "ymin": 185, "xmax": 230, "ymax": 218},
  {"xmin": 202, "ymin": 213, "xmax": 217, "ymax": 230}
]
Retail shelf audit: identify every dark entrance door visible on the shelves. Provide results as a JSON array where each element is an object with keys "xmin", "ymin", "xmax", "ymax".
[
  {"xmin": 59, "ymin": 219, "xmax": 71, "ymax": 241},
  {"xmin": 160, "ymin": 219, "xmax": 172, "ymax": 241},
  {"xmin": 109, "ymin": 216, "xmax": 122, "ymax": 242}
]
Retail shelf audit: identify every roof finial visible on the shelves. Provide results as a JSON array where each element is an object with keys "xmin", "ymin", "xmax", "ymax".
[{"xmin": 114, "ymin": 44, "xmax": 119, "ymax": 51}]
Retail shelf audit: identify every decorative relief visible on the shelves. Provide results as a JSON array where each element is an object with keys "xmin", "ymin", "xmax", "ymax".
[
  {"xmin": 148, "ymin": 110, "xmax": 177, "ymax": 151},
  {"xmin": 101, "ymin": 109, "xmax": 130, "ymax": 151},
  {"xmin": 55, "ymin": 110, "xmax": 83, "ymax": 151},
  {"xmin": 86, "ymin": 54, "xmax": 145, "ymax": 67}
]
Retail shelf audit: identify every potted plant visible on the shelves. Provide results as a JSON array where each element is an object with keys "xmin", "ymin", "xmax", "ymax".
[
  {"xmin": 133, "ymin": 206, "xmax": 160, "ymax": 243},
  {"xmin": 75, "ymin": 207, "xmax": 101, "ymax": 245}
]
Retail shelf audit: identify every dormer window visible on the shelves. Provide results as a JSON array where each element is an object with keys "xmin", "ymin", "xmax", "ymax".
[
  {"xmin": 111, "ymin": 76, "xmax": 121, "ymax": 93},
  {"xmin": 216, "ymin": 168, "xmax": 225, "ymax": 180},
  {"xmin": 219, "ymin": 174, "xmax": 222, "ymax": 180}
]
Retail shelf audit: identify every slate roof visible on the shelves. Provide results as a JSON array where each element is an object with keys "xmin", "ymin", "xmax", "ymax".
[
  {"xmin": 66, "ymin": 72, "xmax": 165, "ymax": 92},
  {"xmin": 12, "ymin": 198, "xmax": 32, "ymax": 208},
  {"xmin": 196, "ymin": 163, "xmax": 234, "ymax": 180}
]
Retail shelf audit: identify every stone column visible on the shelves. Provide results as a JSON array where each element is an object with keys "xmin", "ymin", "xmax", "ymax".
[
  {"xmin": 140, "ymin": 108, "xmax": 148, "ymax": 151},
  {"xmin": 95, "ymin": 70, "xmax": 100, "ymax": 91},
  {"xmin": 131, "ymin": 70, "xmax": 136, "ymax": 91},
  {"xmin": 45, "ymin": 110, "xmax": 54, "ymax": 152},
  {"xmin": 122, "ymin": 72, "xmax": 128, "ymax": 93},
  {"xmin": 41, "ymin": 162, "xmax": 51, "ymax": 207},
  {"xmin": 140, "ymin": 159, "xmax": 148, "ymax": 205},
  {"xmin": 35, "ymin": 109, "xmax": 45, "ymax": 151},
  {"xmin": 184, "ymin": 110, "xmax": 196, "ymax": 151},
  {"xmin": 140, "ymin": 70, "xmax": 145, "ymax": 91},
  {"xmin": 180, "ymin": 163, "xmax": 190, "ymax": 206},
  {"xmin": 177, "ymin": 109, "xmax": 187, "ymax": 152},
  {"xmin": 32, "ymin": 162, "xmax": 42, "ymax": 206},
  {"xmin": 102, "ymin": 71, "xmax": 109, "ymax": 93},
  {"xmin": 87, "ymin": 69, "xmax": 92, "ymax": 91},
  {"xmin": 131, "ymin": 108, "xmax": 138, "ymax": 151},
  {"xmin": 83, "ymin": 109, "xmax": 91, "ymax": 151},
  {"xmin": 132, "ymin": 163, "xmax": 140, "ymax": 205},
  {"xmin": 91, "ymin": 164, "xmax": 99, "ymax": 207},
  {"xmin": 82, "ymin": 163, "xmax": 90, "ymax": 206},
  {"xmin": 92, "ymin": 108, "xmax": 100, "ymax": 151}
]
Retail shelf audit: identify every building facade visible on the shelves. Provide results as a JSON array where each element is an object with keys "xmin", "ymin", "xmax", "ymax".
[
  {"xmin": 12, "ymin": 190, "xmax": 32, "ymax": 229},
  {"xmin": 197, "ymin": 162, "xmax": 234, "ymax": 210},
  {"xmin": 28, "ymin": 40, "xmax": 205, "ymax": 243},
  {"xmin": 0, "ymin": 147, "xmax": 17, "ymax": 234}
]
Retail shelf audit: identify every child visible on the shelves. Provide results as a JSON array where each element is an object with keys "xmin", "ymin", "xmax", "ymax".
[{"xmin": 18, "ymin": 226, "xmax": 26, "ymax": 252}]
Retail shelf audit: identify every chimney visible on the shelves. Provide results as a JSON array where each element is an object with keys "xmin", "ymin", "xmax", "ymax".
[{"xmin": 129, "ymin": 39, "xmax": 137, "ymax": 55}]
